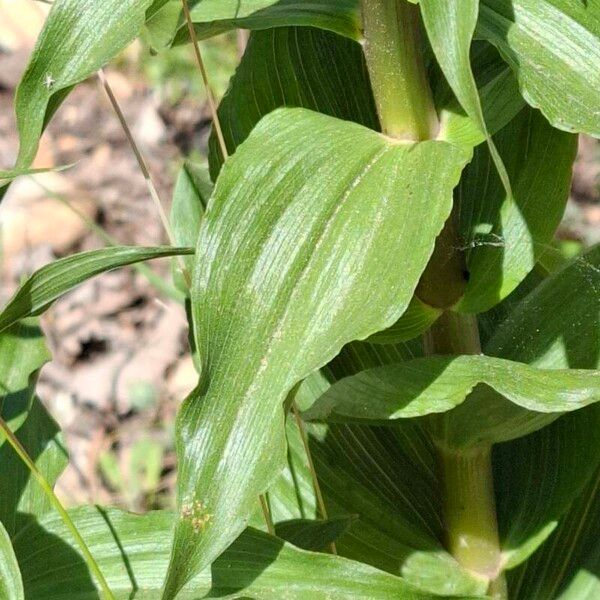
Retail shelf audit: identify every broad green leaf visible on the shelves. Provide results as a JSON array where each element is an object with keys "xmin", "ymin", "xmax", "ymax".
[
  {"xmin": 421, "ymin": 0, "xmax": 486, "ymax": 132},
  {"xmin": 486, "ymin": 245, "xmax": 600, "ymax": 370},
  {"xmin": 420, "ymin": 0, "xmax": 512, "ymax": 194},
  {"xmin": 0, "ymin": 522, "xmax": 23, "ymax": 600},
  {"xmin": 0, "ymin": 246, "xmax": 192, "ymax": 334},
  {"xmin": 478, "ymin": 0, "xmax": 600, "ymax": 138},
  {"xmin": 456, "ymin": 107, "xmax": 577, "ymax": 313},
  {"xmin": 144, "ymin": 1, "xmax": 182, "ymax": 49},
  {"xmin": 165, "ymin": 108, "xmax": 469, "ymax": 597},
  {"xmin": 476, "ymin": 264, "xmax": 547, "ymax": 347},
  {"xmin": 439, "ymin": 42, "xmax": 525, "ymax": 147},
  {"xmin": 208, "ymin": 25, "xmax": 379, "ymax": 178},
  {"xmin": 435, "ymin": 249, "xmax": 599, "ymax": 449},
  {"xmin": 11, "ymin": 0, "xmax": 154, "ymax": 180},
  {"xmin": 506, "ymin": 464, "xmax": 600, "ymax": 599},
  {"xmin": 366, "ymin": 298, "xmax": 441, "ymax": 345},
  {"xmin": 495, "ymin": 405, "xmax": 600, "ymax": 569},
  {"xmin": 274, "ymin": 516, "xmax": 354, "ymax": 552},
  {"xmin": 255, "ymin": 341, "xmax": 482, "ymax": 597},
  {"xmin": 268, "ymin": 408, "xmax": 485, "ymax": 596},
  {"xmin": 0, "ymin": 321, "xmax": 50, "ymax": 434},
  {"xmin": 159, "ymin": 0, "xmax": 361, "ymax": 49},
  {"xmin": 484, "ymin": 246, "xmax": 600, "ymax": 567},
  {"xmin": 14, "ymin": 508, "xmax": 180, "ymax": 599},
  {"xmin": 170, "ymin": 163, "xmax": 212, "ymax": 282},
  {"xmin": 304, "ymin": 355, "xmax": 600, "ymax": 440},
  {"xmin": 0, "ymin": 398, "xmax": 68, "ymax": 537},
  {"xmin": 13, "ymin": 506, "xmax": 461, "ymax": 600},
  {"xmin": 209, "ymin": 529, "xmax": 457, "ymax": 600}
]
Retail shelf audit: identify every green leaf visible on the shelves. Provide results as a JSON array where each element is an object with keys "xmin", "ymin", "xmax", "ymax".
[
  {"xmin": 506, "ymin": 464, "xmax": 600, "ymax": 599},
  {"xmin": 165, "ymin": 107, "xmax": 469, "ymax": 597},
  {"xmin": 366, "ymin": 297, "xmax": 441, "ymax": 345},
  {"xmin": 0, "ymin": 398, "xmax": 68, "ymax": 537},
  {"xmin": 485, "ymin": 245, "xmax": 600, "ymax": 370},
  {"xmin": 0, "ymin": 522, "xmax": 23, "ymax": 600},
  {"xmin": 304, "ymin": 355, "xmax": 600, "ymax": 438},
  {"xmin": 0, "ymin": 165, "xmax": 71, "ymax": 184},
  {"xmin": 439, "ymin": 42, "xmax": 525, "ymax": 148},
  {"xmin": 476, "ymin": 263, "xmax": 547, "ymax": 347},
  {"xmin": 266, "ymin": 339, "xmax": 484, "ymax": 596},
  {"xmin": 478, "ymin": 0, "xmax": 600, "ymax": 138},
  {"xmin": 13, "ymin": 506, "xmax": 465, "ymax": 600},
  {"xmin": 208, "ymin": 25, "xmax": 379, "ymax": 178},
  {"xmin": 419, "ymin": 0, "xmax": 512, "ymax": 194},
  {"xmin": 450, "ymin": 244, "xmax": 600, "ymax": 442},
  {"xmin": 276, "ymin": 418, "xmax": 486, "ymax": 597},
  {"xmin": 170, "ymin": 162, "xmax": 212, "ymax": 282},
  {"xmin": 495, "ymin": 405, "xmax": 600, "ymax": 569},
  {"xmin": 11, "ymin": 0, "xmax": 154, "ymax": 179},
  {"xmin": 209, "ymin": 529, "xmax": 457, "ymax": 600},
  {"xmin": 0, "ymin": 246, "xmax": 193, "ymax": 334},
  {"xmin": 164, "ymin": 0, "xmax": 361, "ymax": 48},
  {"xmin": 456, "ymin": 107, "xmax": 577, "ymax": 313},
  {"xmin": 421, "ymin": 0, "xmax": 487, "ymax": 132},
  {"xmin": 484, "ymin": 245, "xmax": 600, "ymax": 568},
  {"xmin": 0, "ymin": 321, "xmax": 50, "ymax": 434},
  {"xmin": 274, "ymin": 516, "xmax": 354, "ymax": 551}
]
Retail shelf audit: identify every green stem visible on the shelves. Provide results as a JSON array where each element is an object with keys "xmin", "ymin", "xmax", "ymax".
[
  {"xmin": 438, "ymin": 444, "xmax": 504, "ymax": 584},
  {"xmin": 424, "ymin": 312, "xmax": 507, "ymax": 597},
  {"xmin": 361, "ymin": 1, "xmax": 505, "ymax": 594},
  {"xmin": 0, "ymin": 417, "xmax": 115, "ymax": 600},
  {"xmin": 423, "ymin": 310, "xmax": 481, "ymax": 356},
  {"xmin": 361, "ymin": 0, "xmax": 438, "ymax": 140},
  {"xmin": 259, "ymin": 494, "xmax": 275, "ymax": 535}
]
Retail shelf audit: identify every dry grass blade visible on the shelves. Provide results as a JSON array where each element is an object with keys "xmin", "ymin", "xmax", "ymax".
[
  {"xmin": 180, "ymin": 0, "xmax": 229, "ymax": 160},
  {"xmin": 292, "ymin": 402, "xmax": 337, "ymax": 554}
]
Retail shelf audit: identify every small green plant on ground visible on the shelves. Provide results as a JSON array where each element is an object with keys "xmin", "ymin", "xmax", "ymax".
[{"xmin": 1, "ymin": 1, "xmax": 600, "ymax": 599}]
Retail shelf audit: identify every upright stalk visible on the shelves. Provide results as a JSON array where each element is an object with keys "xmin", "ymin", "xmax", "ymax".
[
  {"xmin": 292, "ymin": 402, "xmax": 337, "ymax": 554},
  {"xmin": 425, "ymin": 313, "xmax": 507, "ymax": 597},
  {"xmin": 361, "ymin": 1, "xmax": 505, "ymax": 595},
  {"xmin": 0, "ymin": 417, "xmax": 115, "ymax": 599},
  {"xmin": 361, "ymin": 0, "xmax": 438, "ymax": 140},
  {"xmin": 181, "ymin": 0, "xmax": 229, "ymax": 160}
]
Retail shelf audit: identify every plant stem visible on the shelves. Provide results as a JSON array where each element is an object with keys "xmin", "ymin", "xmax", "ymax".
[
  {"xmin": 259, "ymin": 493, "xmax": 275, "ymax": 535},
  {"xmin": 0, "ymin": 417, "xmax": 115, "ymax": 600},
  {"xmin": 96, "ymin": 70, "xmax": 174, "ymax": 245},
  {"xmin": 361, "ymin": 0, "xmax": 438, "ymax": 140},
  {"xmin": 438, "ymin": 444, "xmax": 504, "ymax": 584},
  {"xmin": 360, "ymin": 1, "xmax": 505, "ymax": 594},
  {"xmin": 97, "ymin": 68, "xmax": 191, "ymax": 288},
  {"xmin": 423, "ymin": 310, "xmax": 481, "ymax": 356},
  {"xmin": 180, "ymin": 0, "xmax": 229, "ymax": 160},
  {"xmin": 292, "ymin": 402, "xmax": 337, "ymax": 554},
  {"xmin": 424, "ymin": 312, "xmax": 507, "ymax": 596}
]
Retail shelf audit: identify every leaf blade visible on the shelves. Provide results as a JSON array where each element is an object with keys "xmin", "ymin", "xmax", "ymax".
[
  {"xmin": 0, "ymin": 246, "xmax": 192, "ymax": 333},
  {"xmin": 304, "ymin": 354, "xmax": 600, "ymax": 443},
  {"xmin": 13, "ymin": 506, "xmax": 470, "ymax": 600},
  {"xmin": 169, "ymin": 0, "xmax": 362, "ymax": 47},
  {"xmin": 12, "ymin": 0, "xmax": 154, "ymax": 178},
  {"xmin": 0, "ymin": 321, "xmax": 50, "ymax": 434},
  {"xmin": 165, "ymin": 107, "xmax": 469, "ymax": 597},
  {"xmin": 478, "ymin": 0, "xmax": 600, "ymax": 138},
  {"xmin": 0, "ymin": 521, "xmax": 23, "ymax": 600}
]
